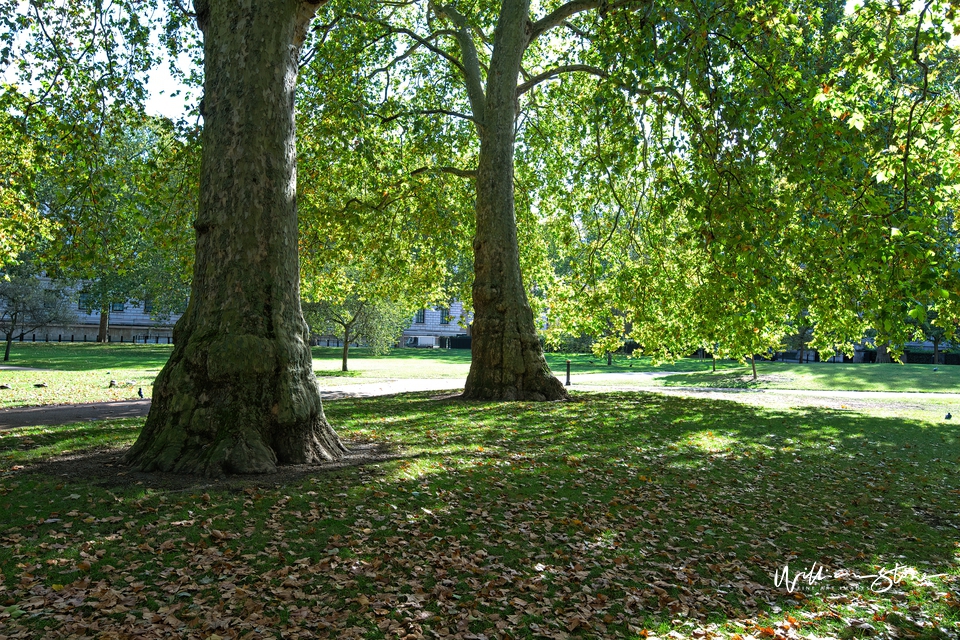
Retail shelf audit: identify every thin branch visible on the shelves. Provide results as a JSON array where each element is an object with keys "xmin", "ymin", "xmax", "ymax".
[
  {"xmin": 516, "ymin": 64, "xmax": 607, "ymax": 95},
  {"xmin": 528, "ymin": 0, "xmax": 601, "ymax": 43},
  {"xmin": 171, "ymin": 0, "xmax": 197, "ymax": 17},
  {"xmin": 380, "ymin": 109, "xmax": 476, "ymax": 124},
  {"xmin": 368, "ymin": 29, "xmax": 458, "ymax": 77},
  {"xmin": 562, "ymin": 20, "xmax": 593, "ymax": 40},
  {"xmin": 433, "ymin": 3, "xmax": 487, "ymax": 123},
  {"xmin": 344, "ymin": 13, "xmax": 466, "ymax": 75},
  {"xmin": 708, "ymin": 31, "xmax": 794, "ymax": 111},
  {"xmin": 528, "ymin": 0, "xmax": 639, "ymax": 43},
  {"xmin": 411, "ymin": 165, "xmax": 477, "ymax": 179}
]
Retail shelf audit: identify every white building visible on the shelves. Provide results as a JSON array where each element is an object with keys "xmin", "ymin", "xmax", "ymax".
[{"xmin": 402, "ymin": 301, "xmax": 472, "ymax": 349}]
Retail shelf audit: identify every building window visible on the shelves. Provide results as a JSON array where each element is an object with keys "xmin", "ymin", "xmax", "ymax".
[
  {"xmin": 143, "ymin": 297, "xmax": 154, "ymax": 313},
  {"xmin": 439, "ymin": 307, "xmax": 450, "ymax": 324},
  {"xmin": 78, "ymin": 293, "xmax": 92, "ymax": 313},
  {"xmin": 414, "ymin": 308, "xmax": 426, "ymax": 324},
  {"xmin": 111, "ymin": 302, "xmax": 125, "ymax": 313}
]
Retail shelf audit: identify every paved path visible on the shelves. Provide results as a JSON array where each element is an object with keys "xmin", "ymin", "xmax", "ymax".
[
  {"xmin": 0, "ymin": 379, "xmax": 468, "ymax": 429},
  {"xmin": 2, "ymin": 372, "xmax": 956, "ymax": 429}
]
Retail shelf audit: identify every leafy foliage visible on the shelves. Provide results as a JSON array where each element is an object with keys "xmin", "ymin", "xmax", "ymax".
[
  {"xmin": 304, "ymin": 294, "xmax": 413, "ymax": 371},
  {"xmin": 0, "ymin": 259, "xmax": 75, "ymax": 361}
]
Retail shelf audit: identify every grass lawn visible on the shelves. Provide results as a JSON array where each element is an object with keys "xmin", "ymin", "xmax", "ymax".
[
  {"xmin": 659, "ymin": 361, "xmax": 960, "ymax": 394},
  {"xmin": 3, "ymin": 344, "xmax": 960, "ymax": 411},
  {"xmin": 0, "ymin": 391, "xmax": 957, "ymax": 638},
  {"xmin": 0, "ymin": 344, "xmax": 171, "ymax": 408},
  {"xmin": 1, "ymin": 343, "xmax": 726, "ymax": 408}
]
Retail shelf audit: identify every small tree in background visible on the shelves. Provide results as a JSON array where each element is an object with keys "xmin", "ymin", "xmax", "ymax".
[
  {"xmin": 0, "ymin": 259, "xmax": 76, "ymax": 361},
  {"xmin": 304, "ymin": 295, "xmax": 411, "ymax": 372}
]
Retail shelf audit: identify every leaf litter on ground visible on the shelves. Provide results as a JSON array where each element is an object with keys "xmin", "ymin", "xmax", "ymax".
[{"xmin": 0, "ymin": 391, "xmax": 957, "ymax": 639}]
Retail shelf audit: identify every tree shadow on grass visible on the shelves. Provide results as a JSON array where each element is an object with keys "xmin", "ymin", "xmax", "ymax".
[
  {"xmin": 2, "ymin": 390, "xmax": 957, "ymax": 638},
  {"xmin": 5, "ymin": 439, "xmax": 411, "ymax": 492}
]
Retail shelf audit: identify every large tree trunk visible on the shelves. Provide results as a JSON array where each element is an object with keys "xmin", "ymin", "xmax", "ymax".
[
  {"xmin": 97, "ymin": 308, "xmax": 109, "ymax": 342},
  {"xmin": 462, "ymin": 0, "xmax": 567, "ymax": 401},
  {"xmin": 124, "ymin": 0, "xmax": 345, "ymax": 476}
]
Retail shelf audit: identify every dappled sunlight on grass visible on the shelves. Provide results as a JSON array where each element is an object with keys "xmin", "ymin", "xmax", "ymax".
[
  {"xmin": 662, "ymin": 361, "xmax": 960, "ymax": 393},
  {"xmin": 0, "ymin": 420, "xmax": 143, "ymax": 463},
  {"xmin": 0, "ymin": 390, "xmax": 957, "ymax": 638}
]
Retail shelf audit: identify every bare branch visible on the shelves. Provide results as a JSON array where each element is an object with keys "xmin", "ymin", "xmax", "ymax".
[
  {"xmin": 344, "ymin": 13, "xmax": 466, "ymax": 75},
  {"xmin": 411, "ymin": 165, "xmax": 477, "ymax": 179},
  {"xmin": 368, "ymin": 29, "xmax": 458, "ymax": 77},
  {"xmin": 380, "ymin": 109, "xmax": 476, "ymax": 124},
  {"xmin": 171, "ymin": 0, "xmax": 197, "ymax": 17},
  {"xmin": 433, "ymin": 3, "xmax": 487, "ymax": 124},
  {"xmin": 516, "ymin": 64, "xmax": 607, "ymax": 96},
  {"xmin": 562, "ymin": 20, "xmax": 593, "ymax": 40}
]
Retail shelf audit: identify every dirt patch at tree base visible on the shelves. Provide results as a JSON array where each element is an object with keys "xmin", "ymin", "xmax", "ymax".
[{"xmin": 11, "ymin": 439, "xmax": 402, "ymax": 492}]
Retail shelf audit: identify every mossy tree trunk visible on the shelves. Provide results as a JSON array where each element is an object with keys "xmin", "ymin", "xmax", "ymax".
[
  {"xmin": 124, "ymin": 0, "xmax": 344, "ymax": 475},
  {"xmin": 460, "ymin": 0, "xmax": 567, "ymax": 401}
]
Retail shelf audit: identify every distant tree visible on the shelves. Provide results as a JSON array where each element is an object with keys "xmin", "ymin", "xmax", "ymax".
[
  {"xmin": 0, "ymin": 259, "xmax": 76, "ymax": 361},
  {"xmin": 906, "ymin": 307, "xmax": 952, "ymax": 364},
  {"xmin": 39, "ymin": 115, "xmax": 196, "ymax": 342},
  {"xmin": 304, "ymin": 296, "xmax": 411, "ymax": 372}
]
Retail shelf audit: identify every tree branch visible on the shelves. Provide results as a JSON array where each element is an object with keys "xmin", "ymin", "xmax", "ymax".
[
  {"xmin": 433, "ymin": 3, "xmax": 487, "ymax": 124},
  {"xmin": 899, "ymin": 0, "xmax": 934, "ymax": 215},
  {"xmin": 411, "ymin": 165, "xmax": 477, "ymax": 179},
  {"xmin": 380, "ymin": 108, "xmax": 476, "ymax": 124},
  {"xmin": 516, "ymin": 64, "xmax": 607, "ymax": 96},
  {"xmin": 528, "ymin": 0, "xmax": 601, "ymax": 43},
  {"xmin": 708, "ymin": 31, "xmax": 794, "ymax": 111},
  {"xmin": 345, "ymin": 13, "xmax": 467, "ymax": 76},
  {"xmin": 368, "ymin": 29, "xmax": 458, "ymax": 77}
]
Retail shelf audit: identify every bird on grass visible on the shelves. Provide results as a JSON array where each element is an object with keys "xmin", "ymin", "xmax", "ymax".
[
  {"xmin": 138, "ymin": 388, "xmax": 144, "ymax": 399},
  {"xmin": 946, "ymin": 413, "xmax": 952, "ymax": 420}
]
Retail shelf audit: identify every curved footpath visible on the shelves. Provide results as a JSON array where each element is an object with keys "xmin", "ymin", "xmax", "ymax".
[{"xmin": 1, "ymin": 372, "xmax": 957, "ymax": 430}]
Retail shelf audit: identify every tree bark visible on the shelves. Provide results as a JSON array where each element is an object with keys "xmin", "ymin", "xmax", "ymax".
[
  {"xmin": 341, "ymin": 326, "xmax": 350, "ymax": 372},
  {"xmin": 751, "ymin": 354, "xmax": 757, "ymax": 380},
  {"xmin": 462, "ymin": 0, "xmax": 567, "ymax": 401},
  {"xmin": 876, "ymin": 342, "xmax": 892, "ymax": 364},
  {"xmin": 3, "ymin": 333, "xmax": 11, "ymax": 362},
  {"xmin": 124, "ymin": 0, "xmax": 345, "ymax": 476},
  {"xmin": 97, "ymin": 308, "xmax": 109, "ymax": 343}
]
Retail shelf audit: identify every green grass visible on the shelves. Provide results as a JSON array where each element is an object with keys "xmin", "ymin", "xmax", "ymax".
[
  {"xmin": 308, "ymin": 347, "xmax": 726, "ymax": 381},
  {"xmin": 0, "ymin": 391, "xmax": 957, "ymax": 638},
  {"xmin": 2, "ymin": 343, "xmax": 725, "ymax": 407},
  {"xmin": 0, "ymin": 344, "xmax": 169, "ymax": 408},
  {"xmin": 4, "ymin": 344, "xmax": 960, "ymax": 412},
  {"xmin": 660, "ymin": 360, "xmax": 960, "ymax": 393}
]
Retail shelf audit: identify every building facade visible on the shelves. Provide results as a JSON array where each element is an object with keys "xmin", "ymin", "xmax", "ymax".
[{"xmin": 401, "ymin": 301, "xmax": 471, "ymax": 348}]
